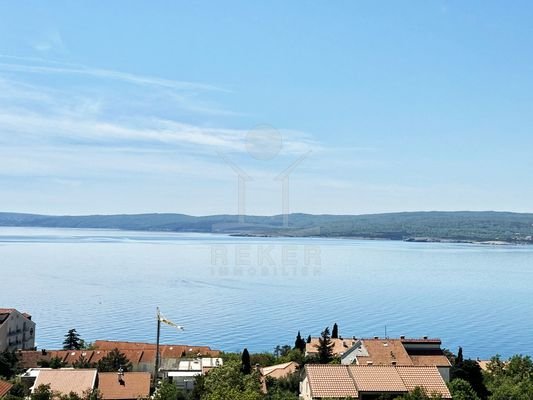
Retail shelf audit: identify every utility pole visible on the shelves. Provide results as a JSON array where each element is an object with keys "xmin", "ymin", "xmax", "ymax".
[
  {"xmin": 154, "ymin": 307, "xmax": 161, "ymax": 387},
  {"xmin": 153, "ymin": 308, "xmax": 184, "ymax": 387}
]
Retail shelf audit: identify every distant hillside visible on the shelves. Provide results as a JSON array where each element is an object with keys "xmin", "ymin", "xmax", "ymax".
[{"xmin": 1, "ymin": 211, "xmax": 533, "ymax": 243}]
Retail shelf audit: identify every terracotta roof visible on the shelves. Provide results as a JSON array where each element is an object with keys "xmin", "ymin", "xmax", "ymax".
[
  {"xmin": 477, "ymin": 360, "xmax": 490, "ymax": 371},
  {"xmin": 357, "ymin": 339, "xmax": 413, "ymax": 366},
  {"xmin": 409, "ymin": 355, "xmax": 451, "ymax": 367},
  {"xmin": 93, "ymin": 341, "xmax": 220, "ymax": 357},
  {"xmin": 261, "ymin": 361, "xmax": 299, "ymax": 379},
  {"xmin": 306, "ymin": 338, "xmax": 358, "ymax": 357},
  {"xmin": 33, "ymin": 369, "xmax": 97, "ymax": 397},
  {"xmin": 97, "ymin": 372, "xmax": 151, "ymax": 400},
  {"xmin": 306, "ymin": 365, "xmax": 359, "ymax": 399},
  {"xmin": 304, "ymin": 365, "xmax": 451, "ymax": 399},
  {"xmin": 0, "ymin": 380, "xmax": 13, "ymax": 398},
  {"xmin": 396, "ymin": 366, "xmax": 451, "ymax": 397},
  {"xmin": 20, "ymin": 349, "xmax": 156, "ymax": 369}
]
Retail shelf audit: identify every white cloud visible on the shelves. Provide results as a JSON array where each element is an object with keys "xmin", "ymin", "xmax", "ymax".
[{"xmin": 0, "ymin": 57, "xmax": 225, "ymax": 92}]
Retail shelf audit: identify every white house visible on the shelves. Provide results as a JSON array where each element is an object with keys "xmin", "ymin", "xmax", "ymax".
[{"xmin": 0, "ymin": 308, "xmax": 36, "ymax": 352}]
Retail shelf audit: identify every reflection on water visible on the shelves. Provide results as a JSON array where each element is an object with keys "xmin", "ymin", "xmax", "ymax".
[{"xmin": 1, "ymin": 227, "xmax": 532, "ymax": 358}]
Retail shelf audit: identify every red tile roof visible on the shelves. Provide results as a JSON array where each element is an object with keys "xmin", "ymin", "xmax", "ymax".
[
  {"xmin": 97, "ymin": 372, "xmax": 151, "ymax": 400},
  {"xmin": 396, "ymin": 366, "xmax": 451, "ymax": 397},
  {"xmin": 306, "ymin": 338, "xmax": 358, "ymax": 357},
  {"xmin": 306, "ymin": 365, "xmax": 359, "ymax": 399},
  {"xmin": 358, "ymin": 339, "xmax": 414, "ymax": 366},
  {"xmin": 93, "ymin": 341, "xmax": 220, "ymax": 357},
  {"xmin": 0, "ymin": 380, "xmax": 13, "ymax": 398},
  {"xmin": 261, "ymin": 361, "xmax": 299, "ymax": 379},
  {"xmin": 33, "ymin": 369, "xmax": 97, "ymax": 397},
  {"xmin": 305, "ymin": 365, "xmax": 451, "ymax": 399}
]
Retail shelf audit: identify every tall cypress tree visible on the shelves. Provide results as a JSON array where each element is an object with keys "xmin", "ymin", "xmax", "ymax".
[
  {"xmin": 294, "ymin": 331, "xmax": 306, "ymax": 352},
  {"xmin": 317, "ymin": 327, "xmax": 334, "ymax": 363},
  {"xmin": 456, "ymin": 347, "xmax": 464, "ymax": 365},
  {"xmin": 241, "ymin": 348, "xmax": 251, "ymax": 375},
  {"xmin": 307, "ymin": 335, "xmax": 312, "ymax": 344},
  {"xmin": 332, "ymin": 323, "xmax": 339, "ymax": 339}
]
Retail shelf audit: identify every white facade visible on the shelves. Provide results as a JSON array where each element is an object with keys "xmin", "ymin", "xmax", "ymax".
[
  {"xmin": 0, "ymin": 309, "xmax": 36, "ymax": 352},
  {"xmin": 163, "ymin": 358, "xmax": 223, "ymax": 390}
]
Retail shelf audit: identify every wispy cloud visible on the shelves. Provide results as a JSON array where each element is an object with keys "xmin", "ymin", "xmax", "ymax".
[
  {"xmin": 0, "ymin": 55, "xmax": 226, "ymax": 92},
  {"xmin": 0, "ymin": 62, "xmax": 319, "ymax": 169},
  {"xmin": 0, "ymin": 54, "xmax": 331, "ymax": 214}
]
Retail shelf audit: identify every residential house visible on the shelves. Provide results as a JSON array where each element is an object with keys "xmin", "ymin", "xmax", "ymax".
[
  {"xmin": 31, "ymin": 369, "xmax": 98, "ymax": 397},
  {"xmin": 162, "ymin": 358, "xmax": 223, "ymax": 391},
  {"xmin": 97, "ymin": 372, "xmax": 151, "ymax": 400},
  {"xmin": 0, "ymin": 309, "xmax": 36, "ymax": 352},
  {"xmin": 19, "ymin": 340, "xmax": 221, "ymax": 375},
  {"xmin": 338, "ymin": 337, "xmax": 451, "ymax": 381},
  {"xmin": 300, "ymin": 364, "xmax": 451, "ymax": 400},
  {"xmin": 259, "ymin": 361, "xmax": 299, "ymax": 393}
]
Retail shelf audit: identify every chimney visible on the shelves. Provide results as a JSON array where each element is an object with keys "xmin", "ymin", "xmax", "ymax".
[
  {"xmin": 374, "ymin": 336, "xmax": 379, "ymax": 339},
  {"xmin": 118, "ymin": 367, "xmax": 125, "ymax": 385},
  {"xmin": 400, "ymin": 336, "xmax": 405, "ymax": 340}
]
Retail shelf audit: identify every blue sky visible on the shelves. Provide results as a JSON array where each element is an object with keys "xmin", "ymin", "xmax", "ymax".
[{"xmin": 0, "ymin": 1, "xmax": 532, "ymax": 215}]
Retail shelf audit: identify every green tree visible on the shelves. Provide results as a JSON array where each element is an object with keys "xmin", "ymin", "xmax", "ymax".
[
  {"xmin": 8, "ymin": 381, "xmax": 28, "ymax": 398},
  {"xmin": 280, "ymin": 346, "xmax": 291, "ymax": 357},
  {"xmin": 72, "ymin": 354, "xmax": 95, "ymax": 369},
  {"xmin": 456, "ymin": 347, "xmax": 464, "ymax": 365},
  {"xmin": 0, "ymin": 351, "xmax": 19, "ymax": 379},
  {"xmin": 63, "ymin": 329, "xmax": 83, "ymax": 350},
  {"xmin": 81, "ymin": 389, "xmax": 102, "ymax": 400},
  {"xmin": 451, "ymin": 359, "xmax": 488, "ymax": 400},
  {"xmin": 448, "ymin": 379, "xmax": 480, "ymax": 400},
  {"xmin": 153, "ymin": 379, "xmax": 186, "ymax": 400},
  {"xmin": 397, "ymin": 386, "xmax": 443, "ymax": 400},
  {"xmin": 484, "ymin": 354, "xmax": 533, "ymax": 400},
  {"xmin": 294, "ymin": 332, "xmax": 305, "ymax": 353},
  {"xmin": 200, "ymin": 361, "xmax": 263, "ymax": 400},
  {"xmin": 306, "ymin": 335, "xmax": 311, "ymax": 344},
  {"xmin": 265, "ymin": 372, "xmax": 300, "ymax": 397},
  {"xmin": 30, "ymin": 384, "xmax": 53, "ymax": 400},
  {"xmin": 332, "ymin": 323, "xmax": 339, "ymax": 339},
  {"xmin": 97, "ymin": 348, "xmax": 132, "ymax": 372},
  {"xmin": 278, "ymin": 349, "xmax": 305, "ymax": 365},
  {"xmin": 38, "ymin": 356, "xmax": 66, "ymax": 369},
  {"xmin": 241, "ymin": 348, "xmax": 251, "ymax": 375},
  {"xmin": 316, "ymin": 327, "xmax": 334, "ymax": 364}
]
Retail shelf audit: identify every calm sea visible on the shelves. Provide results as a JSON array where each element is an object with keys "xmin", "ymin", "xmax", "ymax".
[{"xmin": 1, "ymin": 227, "xmax": 532, "ymax": 359}]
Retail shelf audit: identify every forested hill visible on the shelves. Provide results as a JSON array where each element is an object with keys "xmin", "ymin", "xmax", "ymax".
[{"xmin": 1, "ymin": 211, "xmax": 532, "ymax": 243}]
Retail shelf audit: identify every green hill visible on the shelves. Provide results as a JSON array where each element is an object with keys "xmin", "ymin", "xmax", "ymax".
[{"xmin": 1, "ymin": 211, "xmax": 532, "ymax": 243}]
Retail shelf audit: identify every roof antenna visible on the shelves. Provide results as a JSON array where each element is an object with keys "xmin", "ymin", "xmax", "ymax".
[{"xmin": 385, "ymin": 325, "xmax": 388, "ymax": 339}]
